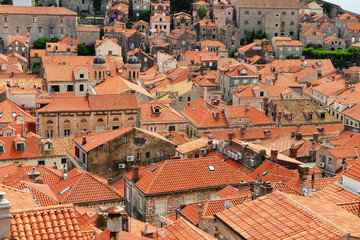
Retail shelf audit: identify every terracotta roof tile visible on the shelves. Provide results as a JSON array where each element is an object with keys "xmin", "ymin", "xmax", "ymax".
[
  {"xmin": 336, "ymin": 13, "xmax": 358, "ymax": 20},
  {"xmin": 139, "ymin": 101, "xmax": 186, "ymax": 124},
  {"xmin": 310, "ymin": 183, "xmax": 359, "ymax": 204},
  {"xmin": 225, "ymin": 105, "xmax": 275, "ymax": 125},
  {"xmin": 215, "ymin": 192, "xmax": 347, "ymax": 239},
  {"xmin": 0, "ymin": 184, "xmax": 38, "ymax": 209},
  {"xmin": 0, "ymin": 99, "xmax": 35, "ymax": 124},
  {"xmin": 76, "ymin": 26, "xmax": 100, "ymax": 32},
  {"xmin": 0, "ymin": 5, "xmax": 76, "ymax": 15},
  {"xmin": 303, "ymin": 176, "xmax": 341, "ymax": 190},
  {"xmin": 124, "ymin": 157, "xmax": 251, "ymax": 195},
  {"xmin": 176, "ymin": 138, "xmax": 209, "ymax": 154}
]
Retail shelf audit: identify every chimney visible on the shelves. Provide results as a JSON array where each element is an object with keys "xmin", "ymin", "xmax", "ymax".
[
  {"xmin": 289, "ymin": 145, "xmax": 297, "ymax": 159},
  {"xmin": 313, "ymin": 132, "xmax": 319, "ymax": 144},
  {"xmin": 263, "ymin": 97, "xmax": 269, "ymax": 115},
  {"xmin": 141, "ymin": 223, "xmax": 154, "ymax": 238},
  {"xmin": 62, "ymin": 168, "xmax": 68, "ymax": 180},
  {"xmin": 132, "ymin": 165, "xmax": 139, "ymax": 183},
  {"xmin": 82, "ymin": 136, "xmax": 87, "ymax": 145},
  {"xmin": 295, "ymin": 132, "xmax": 302, "ymax": 140},
  {"xmin": 227, "ymin": 132, "xmax": 235, "ymax": 141},
  {"xmin": 34, "ymin": 176, "xmax": 43, "ymax": 184},
  {"xmin": 102, "ymin": 206, "xmax": 129, "ymax": 239},
  {"xmin": 270, "ymin": 149, "xmax": 278, "ymax": 163},
  {"xmin": 0, "ymin": 192, "xmax": 11, "ymax": 239},
  {"xmin": 298, "ymin": 165, "xmax": 309, "ymax": 181},
  {"xmin": 311, "ymin": 173, "xmax": 315, "ymax": 190},
  {"xmin": 291, "ymin": 130, "xmax": 296, "ymax": 138},
  {"xmin": 258, "ymin": 181, "xmax": 273, "ymax": 197},
  {"xmin": 27, "ymin": 167, "xmax": 40, "ymax": 183},
  {"xmin": 108, "ymin": 168, "xmax": 113, "ymax": 185}
]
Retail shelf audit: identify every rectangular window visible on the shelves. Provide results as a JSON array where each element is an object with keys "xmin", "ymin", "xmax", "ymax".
[
  {"xmin": 260, "ymin": 91, "xmax": 264, "ymax": 97},
  {"xmin": 79, "ymin": 84, "xmax": 84, "ymax": 91},
  {"xmin": 169, "ymin": 126, "xmax": 175, "ymax": 132},
  {"xmin": 46, "ymin": 130, "xmax": 54, "ymax": 138},
  {"xmin": 49, "ymin": 27, "xmax": 54, "ymax": 34},
  {"xmin": 257, "ymin": 21, "xmax": 261, "ymax": 25},
  {"xmin": 137, "ymin": 152, "xmax": 142, "ymax": 160},
  {"xmin": 75, "ymin": 146, "xmax": 80, "ymax": 158},
  {"xmin": 258, "ymin": 11, "xmax": 262, "ymax": 15},
  {"xmin": 4, "ymin": 17, "xmax": 7, "ymax": 23},
  {"xmin": 282, "ymin": 12, "xmax": 286, "ymax": 15},
  {"xmin": 0, "ymin": 146, "xmax": 4, "ymax": 153},
  {"xmin": 290, "ymin": 21, "xmax": 294, "ymax": 26},
  {"xmin": 67, "ymin": 85, "xmax": 74, "ymax": 92},
  {"xmin": 64, "ymin": 129, "xmax": 71, "ymax": 136},
  {"xmin": 146, "ymin": 152, "xmax": 150, "ymax": 159},
  {"xmin": 51, "ymin": 85, "xmax": 60, "ymax": 92},
  {"xmin": 38, "ymin": 160, "xmax": 45, "ymax": 165},
  {"xmin": 291, "ymin": 11, "xmax": 295, "ymax": 16},
  {"xmin": 61, "ymin": 158, "xmax": 67, "ymax": 164},
  {"xmin": 82, "ymin": 153, "xmax": 86, "ymax": 164},
  {"xmin": 245, "ymin": 10, "xmax": 249, "ymax": 15},
  {"xmin": 16, "ymin": 143, "xmax": 25, "ymax": 151},
  {"xmin": 244, "ymin": 21, "xmax": 249, "ymax": 25},
  {"xmin": 185, "ymin": 195, "xmax": 196, "ymax": 204},
  {"xmin": 16, "ymin": 28, "xmax": 20, "ymax": 34},
  {"xmin": 155, "ymin": 200, "xmax": 166, "ymax": 216}
]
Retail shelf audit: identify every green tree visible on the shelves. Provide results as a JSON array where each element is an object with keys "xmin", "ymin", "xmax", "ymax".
[
  {"xmin": 139, "ymin": 10, "xmax": 150, "ymax": 22},
  {"xmin": 241, "ymin": 29, "xmax": 268, "ymax": 45},
  {"xmin": 33, "ymin": 37, "xmax": 49, "ymax": 49},
  {"xmin": 49, "ymin": 37, "xmax": 59, "ymax": 43},
  {"xmin": 77, "ymin": 44, "xmax": 89, "ymax": 56},
  {"xmin": 170, "ymin": 0, "xmax": 192, "ymax": 14},
  {"xmin": 197, "ymin": 5, "xmax": 208, "ymax": 20},
  {"xmin": 92, "ymin": 0, "xmax": 102, "ymax": 15}
]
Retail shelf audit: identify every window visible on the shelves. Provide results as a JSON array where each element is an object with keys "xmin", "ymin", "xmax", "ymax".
[
  {"xmin": 187, "ymin": 97, "xmax": 191, "ymax": 101},
  {"xmin": 244, "ymin": 21, "xmax": 249, "ymax": 25},
  {"xmin": 146, "ymin": 152, "xmax": 150, "ymax": 159},
  {"xmin": 16, "ymin": 143, "xmax": 25, "ymax": 151},
  {"xmin": 38, "ymin": 160, "xmax": 45, "ymax": 165},
  {"xmin": 291, "ymin": 11, "xmax": 295, "ymax": 16},
  {"xmin": 27, "ymin": 27, "xmax": 31, "ymax": 33},
  {"xmin": 155, "ymin": 200, "xmax": 166, "ymax": 216},
  {"xmin": 64, "ymin": 129, "xmax": 71, "ymax": 136},
  {"xmin": 32, "ymin": 17, "xmax": 36, "ymax": 22},
  {"xmin": 137, "ymin": 152, "xmax": 142, "ymax": 160},
  {"xmin": 290, "ymin": 21, "xmax": 294, "ymax": 26},
  {"xmin": 260, "ymin": 91, "xmax": 264, "ymax": 97},
  {"xmin": 245, "ymin": 10, "xmax": 249, "ymax": 15},
  {"xmin": 75, "ymin": 146, "xmax": 80, "ymax": 158},
  {"xmin": 49, "ymin": 27, "xmax": 54, "ymax": 34},
  {"xmin": 257, "ymin": 21, "xmax": 261, "ymax": 25},
  {"xmin": 97, "ymin": 118, "xmax": 104, "ymax": 123},
  {"xmin": 82, "ymin": 153, "xmax": 86, "ymax": 164},
  {"xmin": 80, "ymin": 74, "xmax": 84, "ymax": 78},
  {"xmin": 4, "ymin": 17, "xmax": 7, "ymax": 23},
  {"xmin": 150, "ymin": 127, "xmax": 157, "ymax": 132},
  {"xmin": 61, "ymin": 158, "xmax": 67, "ymax": 164},
  {"xmin": 328, "ymin": 157, "xmax": 332, "ymax": 165},
  {"xmin": 128, "ymin": 117, "xmax": 134, "ymax": 121},
  {"xmin": 185, "ymin": 195, "xmax": 196, "ymax": 204},
  {"xmin": 169, "ymin": 126, "xmax": 175, "ymax": 132},
  {"xmin": 60, "ymin": 28, "xmax": 64, "ymax": 34},
  {"xmin": 79, "ymin": 84, "xmax": 84, "ymax": 92},
  {"xmin": 46, "ymin": 130, "xmax": 53, "ymax": 138},
  {"xmin": 44, "ymin": 143, "xmax": 52, "ymax": 151},
  {"xmin": 282, "ymin": 12, "xmax": 286, "ymax": 15},
  {"xmin": 51, "ymin": 85, "xmax": 60, "ymax": 92},
  {"xmin": 0, "ymin": 145, "xmax": 4, "ymax": 153},
  {"xmin": 258, "ymin": 11, "xmax": 262, "ymax": 15},
  {"xmin": 281, "ymin": 21, "xmax": 285, "ymax": 26},
  {"xmin": 67, "ymin": 85, "xmax": 74, "ymax": 92},
  {"xmin": 64, "ymin": 120, "xmax": 70, "ymax": 124}
]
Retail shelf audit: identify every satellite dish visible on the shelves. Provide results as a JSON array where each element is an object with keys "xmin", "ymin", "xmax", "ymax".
[{"xmin": 224, "ymin": 200, "xmax": 234, "ymax": 210}]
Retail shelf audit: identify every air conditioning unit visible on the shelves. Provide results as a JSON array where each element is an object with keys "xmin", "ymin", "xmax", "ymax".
[
  {"xmin": 249, "ymin": 159, "xmax": 255, "ymax": 167},
  {"xmin": 227, "ymin": 150, "xmax": 232, "ymax": 158},
  {"xmin": 118, "ymin": 164, "xmax": 125, "ymax": 169},
  {"xmin": 237, "ymin": 152, "xmax": 243, "ymax": 160},
  {"xmin": 126, "ymin": 155, "xmax": 134, "ymax": 162},
  {"xmin": 200, "ymin": 148, "xmax": 207, "ymax": 154},
  {"xmin": 320, "ymin": 162, "xmax": 325, "ymax": 168},
  {"xmin": 233, "ymin": 154, "xmax": 239, "ymax": 160},
  {"xmin": 211, "ymin": 142, "xmax": 217, "ymax": 149}
]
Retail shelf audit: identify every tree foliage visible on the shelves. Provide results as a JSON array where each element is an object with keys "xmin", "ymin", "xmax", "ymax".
[
  {"xmin": 170, "ymin": 0, "xmax": 192, "ymax": 14},
  {"xmin": 92, "ymin": 0, "xmax": 102, "ymax": 15},
  {"xmin": 197, "ymin": 5, "xmax": 208, "ymax": 20},
  {"xmin": 77, "ymin": 44, "xmax": 89, "ymax": 56},
  {"xmin": 33, "ymin": 37, "xmax": 59, "ymax": 49},
  {"xmin": 139, "ymin": 10, "xmax": 150, "ymax": 22},
  {"xmin": 302, "ymin": 46, "xmax": 360, "ymax": 69},
  {"xmin": 241, "ymin": 29, "xmax": 269, "ymax": 45}
]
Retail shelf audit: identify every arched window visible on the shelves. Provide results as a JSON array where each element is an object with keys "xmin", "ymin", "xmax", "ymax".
[
  {"xmin": 128, "ymin": 117, "xmax": 134, "ymax": 121},
  {"xmin": 81, "ymin": 119, "xmax": 87, "ymax": 123},
  {"xmin": 47, "ymin": 120, "xmax": 53, "ymax": 124},
  {"xmin": 97, "ymin": 118, "xmax": 104, "ymax": 123},
  {"xmin": 113, "ymin": 118, "xmax": 119, "ymax": 122},
  {"xmin": 64, "ymin": 120, "xmax": 70, "ymax": 124}
]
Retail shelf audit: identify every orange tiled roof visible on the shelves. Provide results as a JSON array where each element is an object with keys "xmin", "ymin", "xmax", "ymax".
[
  {"xmin": 76, "ymin": 26, "xmax": 100, "ymax": 32},
  {"xmin": 215, "ymin": 192, "xmax": 347, "ymax": 239},
  {"xmin": 303, "ymin": 176, "xmax": 341, "ymax": 190},
  {"xmin": 347, "ymin": 23, "xmax": 360, "ymax": 33},
  {"xmin": 248, "ymin": 160, "xmax": 301, "ymax": 190},
  {"xmin": 310, "ymin": 183, "xmax": 360, "ymax": 204},
  {"xmin": 344, "ymin": 161, "xmax": 360, "ymax": 183},
  {"xmin": 225, "ymin": 105, "xmax": 275, "ymax": 126},
  {"xmin": 49, "ymin": 171, "xmax": 123, "ymax": 204},
  {"xmin": 0, "ymin": 184, "xmax": 38, "ymax": 209},
  {"xmin": 176, "ymin": 137, "xmax": 209, "ymax": 154},
  {"xmin": 0, "ymin": 99, "xmax": 35, "ymax": 123},
  {"xmin": 336, "ymin": 13, "xmax": 358, "ymax": 20},
  {"xmin": 155, "ymin": 218, "xmax": 216, "ymax": 240},
  {"xmin": 139, "ymin": 101, "xmax": 186, "ymax": 124},
  {"xmin": 124, "ymin": 157, "xmax": 251, "ymax": 195},
  {"xmin": 194, "ymin": 19, "xmax": 218, "ymax": 27},
  {"xmin": 328, "ymin": 147, "xmax": 359, "ymax": 159},
  {"xmin": 0, "ymin": 5, "xmax": 76, "ymax": 15},
  {"xmin": 10, "ymin": 204, "xmax": 93, "ymax": 240},
  {"xmin": 15, "ymin": 181, "xmax": 60, "ymax": 207}
]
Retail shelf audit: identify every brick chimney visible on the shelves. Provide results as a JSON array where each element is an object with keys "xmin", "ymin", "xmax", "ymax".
[
  {"xmin": 313, "ymin": 132, "xmax": 319, "ymax": 144},
  {"xmin": 258, "ymin": 181, "xmax": 273, "ymax": 197},
  {"xmin": 289, "ymin": 145, "xmax": 297, "ymax": 159},
  {"xmin": 132, "ymin": 165, "xmax": 139, "ymax": 183},
  {"xmin": 0, "ymin": 192, "xmax": 11, "ymax": 239},
  {"xmin": 295, "ymin": 132, "xmax": 302, "ymax": 140},
  {"xmin": 291, "ymin": 130, "xmax": 296, "ymax": 138},
  {"xmin": 82, "ymin": 136, "xmax": 87, "ymax": 145},
  {"xmin": 270, "ymin": 149, "xmax": 278, "ymax": 163}
]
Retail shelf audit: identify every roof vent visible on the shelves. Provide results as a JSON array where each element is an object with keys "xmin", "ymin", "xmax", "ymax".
[
  {"xmin": 150, "ymin": 166, "xmax": 158, "ymax": 172},
  {"xmin": 59, "ymin": 186, "xmax": 71, "ymax": 195},
  {"xmin": 208, "ymin": 165, "xmax": 215, "ymax": 172},
  {"xmin": 262, "ymin": 171, "xmax": 268, "ymax": 176}
]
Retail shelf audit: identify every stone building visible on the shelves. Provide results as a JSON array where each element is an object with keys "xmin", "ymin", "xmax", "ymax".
[
  {"xmin": 5, "ymin": 36, "xmax": 29, "ymax": 60},
  {"xmin": 237, "ymin": 39, "xmax": 273, "ymax": 61},
  {"xmin": 150, "ymin": 1, "xmax": 170, "ymax": 16},
  {"xmin": 194, "ymin": 20, "xmax": 219, "ymax": 41},
  {"xmin": 60, "ymin": 0, "xmax": 107, "ymax": 16},
  {"xmin": 131, "ymin": 0, "xmax": 150, "ymax": 20},
  {"xmin": 173, "ymin": 12, "xmax": 192, "ymax": 31},
  {"xmin": 150, "ymin": 14, "xmax": 170, "ymax": 39},
  {"xmin": 335, "ymin": 13, "xmax": 358, "ymax": 39},
  {"xmin": 127, "ymin": 48, "xmax": 154, "ymax": 72},
  {"xmin": 220, "ymin": 24, "xmax": 241, "ymax": 52},
  {"xmin": 300, "ymin": 28, "xmax": 324, "ymax": 46},
  {"xmin": 0, "ymin": 6, "xmax": 76, "ymax": 45},
  {"xmin": 235, "ymin": 0, "xmax": 302, "ymax": 39},
  {"xmin": 323, "ymin": 36, "xmax": 346, "ymax": 51},
  {"xmin": 319, "ymin": 22, "xmax": 338, "ymax": 38},
  {"xmin": 132, "ymin": 20, "xmax": 151, "ymax": 36},
  {"xmin": 271, "ymin": 37, "xmax": 303, "ymax": 59},
  {"xmin": 167, "ymin": 29, "xmax": 197, "ymax": 53},
  {"xmin": 76, "ymin": 26, "xmax": 100, "ymax": 45},
  {"xmin": 36, "ymin": 93, "xmax": 139, "ymax": 138},
  {"xmin": 123, "ymin": 157, "xmax": 249, "ymax": 224},
  {"xmin": 67, "ymin": 126, "xmax": 175, "ymax": 178},
  {"xmin": 95, "ymin": 37, "xmax": 122, "ymax": 56},
  {"xmin": 343, "ymin": 23, "xmax": 360, "ymax": 47}
]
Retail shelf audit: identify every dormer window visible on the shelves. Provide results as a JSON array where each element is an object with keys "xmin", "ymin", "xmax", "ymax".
[
  {"xmin": 0, "ymin": 143, "xmax": 4, "ymax": 153},
  {"xmin": 43, "ymin": 142, "xmax": 52, "ymax": 151},
  {"xmin": 320, "ymin": 113, "xmax": 325, "ymax": 119},
  {"xmin": 308, "ymin": 113, "xmax": 313, "ymax": 120},
  {"xmin": 16, "ymin": 142, "xmax": 25, "ymax": 151},
  {"xmin": 152, "ymin": 106, "xmax": 161, "ymax": 114},
  {"xmin": 259, "ymin": 91, "xmax": 264, "ymax": 97},
  {"xmin": 240, "ymin": 69, "xmax": 247, "ymax": 75},
  {"xmin": 16, "ymin": 115, "xmax": 24, "ymax": 122}
]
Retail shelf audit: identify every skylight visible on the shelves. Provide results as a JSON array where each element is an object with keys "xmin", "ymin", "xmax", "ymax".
[
  {"xmin": 150, "ymin": 167, "xmax": 158, "ymax": 172},
  {"xmin": 262, "ymin": 171, "xmax": 268, "ymax": 176},
  {"xmin": 208, "ymin": 166, "xmax": 215, "ymax": 172},
  {"xmin": 59, "ymin": 186, "xmax": 71, "ymax": 195}
]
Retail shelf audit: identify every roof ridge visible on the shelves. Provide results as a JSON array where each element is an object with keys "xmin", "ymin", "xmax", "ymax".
[
  {"xmin": 277, "ymin": 192, "xmax": 350, "ymax": 236},
  {"xmin": 19, "ymin": 181, "xmax": 60, "ymax": 203},
  {"xmin": 83, "ymin": 172, "xmax": 123, "ymax": 197},
  {"xmin": 11, "ymin": 203, "xmax": 74, "ymax": 214}
]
